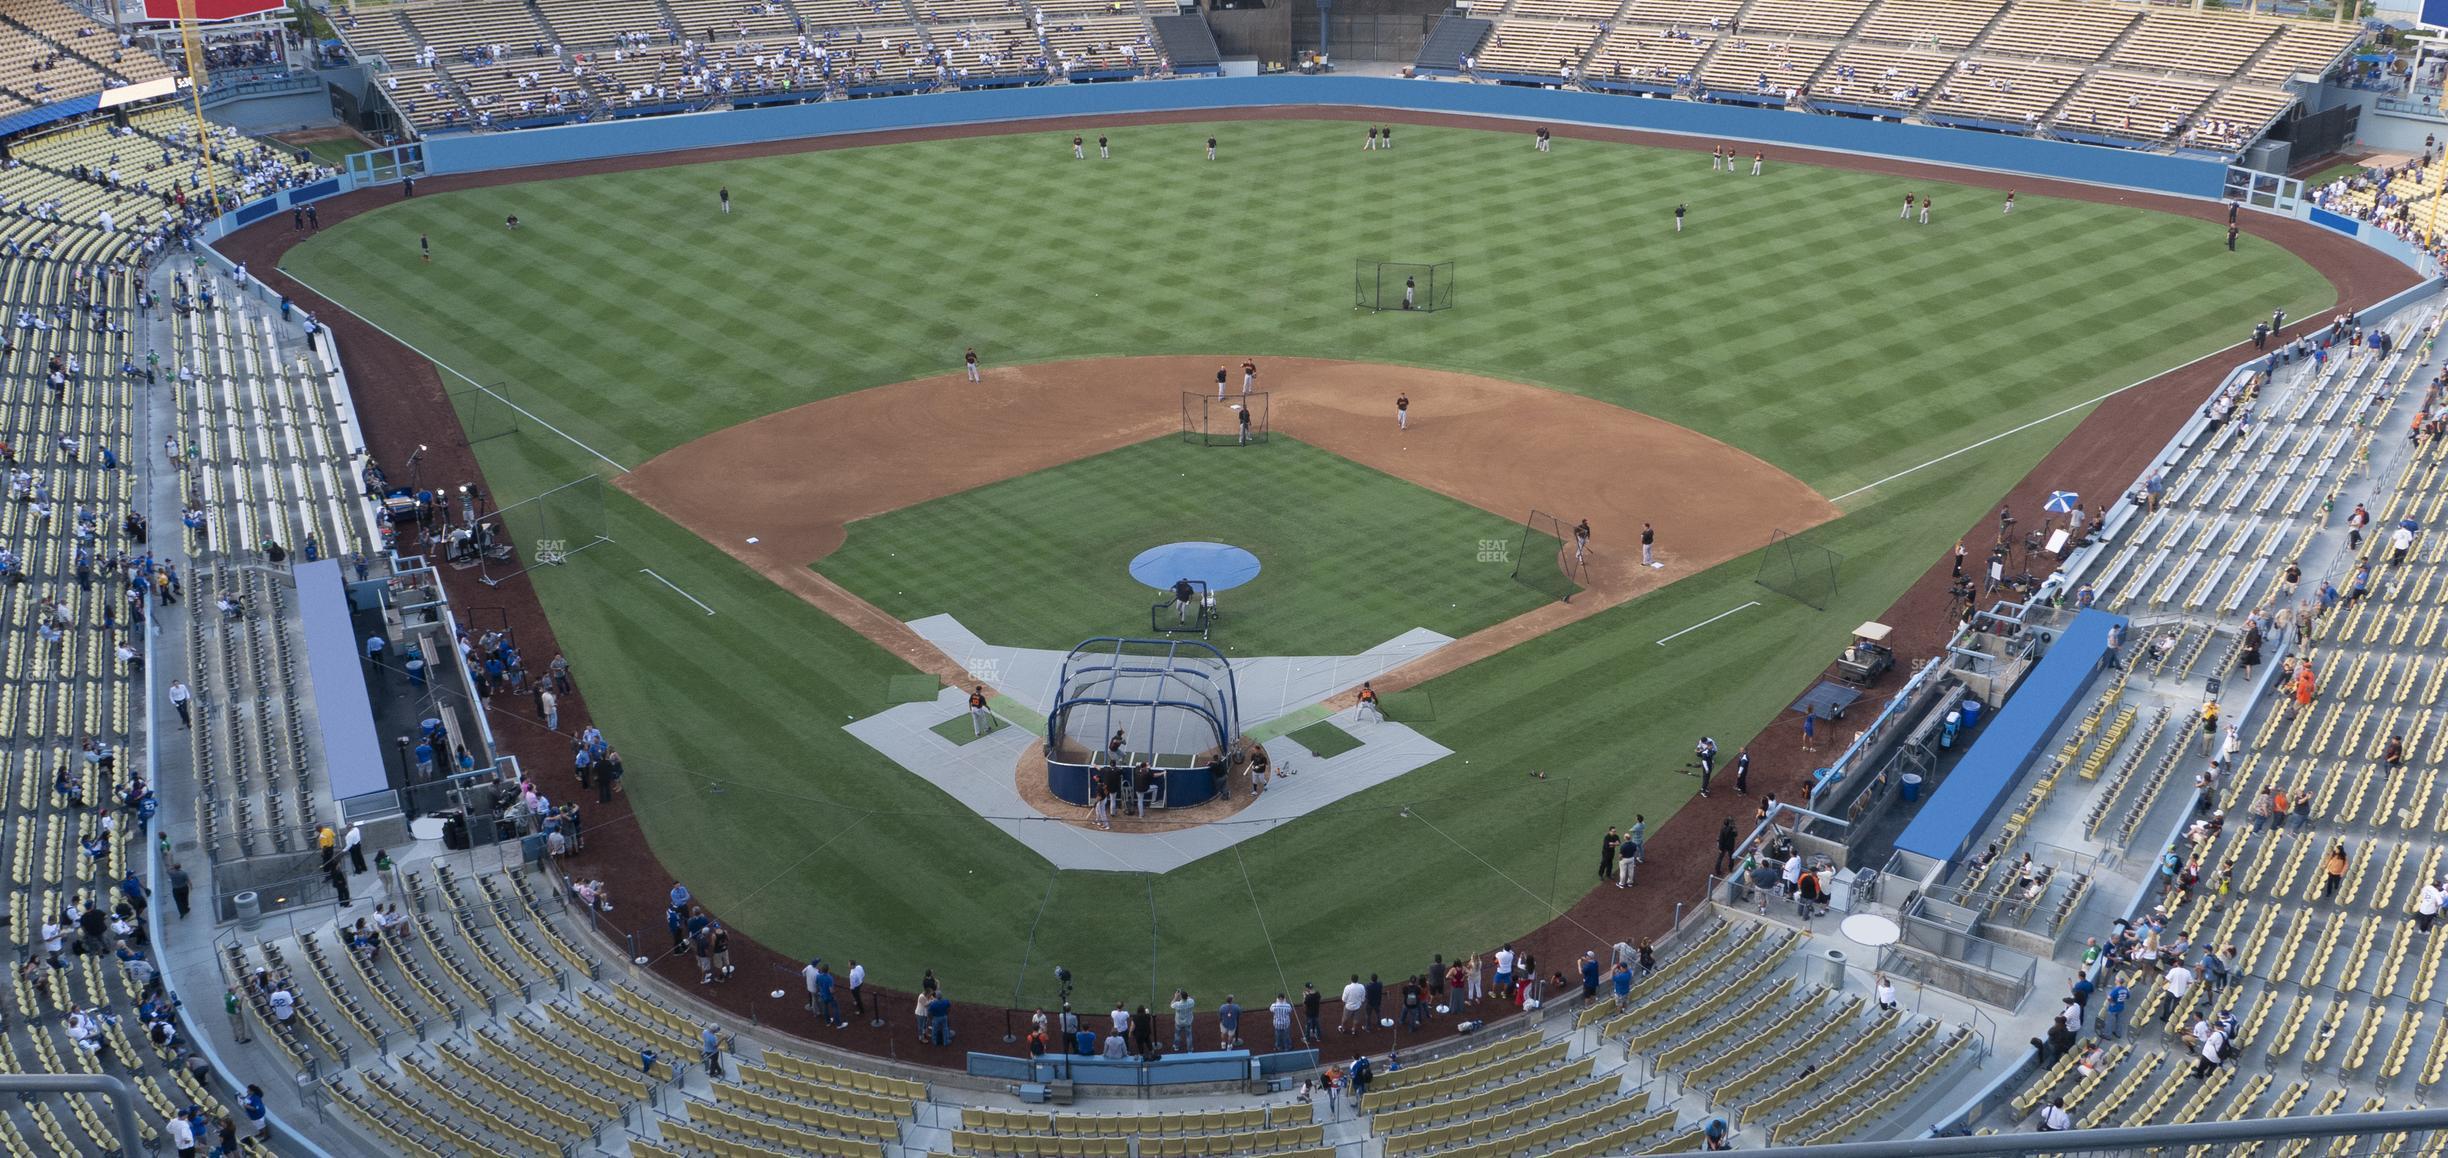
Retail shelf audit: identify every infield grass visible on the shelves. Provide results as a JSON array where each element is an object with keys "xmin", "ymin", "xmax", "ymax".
[
  {"xmin": 284, "ymin": 118, "xmax": 2335, "ymax": 1001},
  {"xmin": 817, "ymin": 436, "xmax": 1556, "ymax": 656}
]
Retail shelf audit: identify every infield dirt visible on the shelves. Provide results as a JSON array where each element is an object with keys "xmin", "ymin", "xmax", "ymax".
[{"xmin": 618, "ymin": 355, "xmax": 1840, "ymax": 696}]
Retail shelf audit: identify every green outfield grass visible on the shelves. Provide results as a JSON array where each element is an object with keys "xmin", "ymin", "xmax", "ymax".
[
  {"xmin": 282, "ymin": 118, "xmax": 2336, "ymax": 1002},
  {"xmin": 817, "ymin": 436, "xmax": 1557, "ymax": 657}
]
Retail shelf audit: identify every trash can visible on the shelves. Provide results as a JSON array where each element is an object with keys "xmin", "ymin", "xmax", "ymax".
[
  {"xmin": 233, "ymin": 890, "xmax": 261, "ymax": 929},
  {"xmin": 1958, "ymin": 696, "xmax": 1984, "ymax": 731},
  {"xmin": 1815, "ymin": 948, "xmax": 1847, "ymax": 990},
  {"xmin": 1941, "ymin": 711, "xmax": 1961, "ymax": 749},
  {"xmin": 405, "ymin": 658, "xmax": 426, "ymax": 687},
  {"xmin": 1900, "ymin": 773, "xmax": 1924, "ymax": 803}
]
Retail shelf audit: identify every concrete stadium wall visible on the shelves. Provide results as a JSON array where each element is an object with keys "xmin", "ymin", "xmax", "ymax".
[{"xmin": 416, "ymin": 76, "xmax": 2232, "ymax": 197}]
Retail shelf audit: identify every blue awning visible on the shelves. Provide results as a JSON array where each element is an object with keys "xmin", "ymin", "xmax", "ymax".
[{"xmin": 0, "ymin": 93, "xmax": 102, "ymax": 139}]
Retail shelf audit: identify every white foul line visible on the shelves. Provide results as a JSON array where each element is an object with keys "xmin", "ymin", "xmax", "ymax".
[
  {"xmin": 1656, "ymin": 601, "xmax": 1760, "ymax": 645},
  {"xmin": 1827, "ymin": 339, "xmax": 2250, "ymax": 506},
  {"xmin": 639, "ymin": 568, "xmax": 716, "ymax": 615},
  {"xmin": 276, "ymin": 269, "xmax": 634, "ymax": 474}
]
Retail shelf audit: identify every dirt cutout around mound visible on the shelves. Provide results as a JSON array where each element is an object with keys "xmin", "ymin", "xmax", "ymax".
[{"xmin": 619, "ymin": 356, "xmax": 1839, "ymax": 707}]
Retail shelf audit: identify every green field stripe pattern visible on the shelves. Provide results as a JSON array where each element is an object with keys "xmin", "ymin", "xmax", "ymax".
[
  {"xmin": 818, "ymin": 437, "xmax": 1548, "ymax": 658},
  {"xmin": 290, "ymin": 119, "xmax": 2336, "ymax": 1000},
  {"xmin": 285, "ymin": 121, "xmax": 2328, "ymax": 496}
]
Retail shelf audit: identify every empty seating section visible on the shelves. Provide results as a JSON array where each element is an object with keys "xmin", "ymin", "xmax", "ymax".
[
  {"xmin": 1619, "ymin": 0, "xmax": 1744, "ymax": 31},
  {"xmin": 334, "ymin": 7, "xmax": 424, "ymax": 65},
  {"xmin": 1700, "ymin": 37, "xmax": 1831, "ymax": 99},
  {"xmin": 1508, "ymin": 0, "xmax": 1620, "ymax": 21},
  {"xmin": 1852, "ymin": 0, "xmax": 2000, "ymax": 49},
  {"xmin": 230, "ymin": 849, "xmax": 954, "ymax": 1156},
  {"xmin": 1476, "ymin": 19, "xmax": 1604, "ymax": 77},
  {"xmin": 1819, "ymin": 44, "xmax": 1948, "ymax": 109},
  {"xmin": 1926, "ymin": 58, "xmax": 2077, "ymax": 127},
  {"xmin": 2112, "ymin": 14, "xmax": 2274, "ymax": 78},
  {"xmin": 531, "ymin": 0, "xmax": 662, "ymax": 51},
  {"xmin": 335, "ymin": 0, "xmax": 1167, "ymax": 128},
  {"xmin": 1739, "ymin": 0, "xmax": 1873, "ymax": 40},
  {"xmin": 2056, "ymin": 72, "xmax": 2216, "ymax": 142},
  {"xmin": 665, "ymin": 0, "xmax": 804, "ymax": 41},
  {"xmin": 402, "ymin": 0, "xmax": 549, "ymax": 56},
  {"xmin": 2245, "ymin": 21, "xmax": 2361, "ymax": 84},
  {"xmin": 1977, "ymin": 1, "xmax": 2133, "ymax": 62},
  {"xmin": 0, "ymin": 0, "xmax": 173, "ymax": 117},
  {"xmin": 1587, "ymin": 28, "xmax": 1712, "ymax": 89}
]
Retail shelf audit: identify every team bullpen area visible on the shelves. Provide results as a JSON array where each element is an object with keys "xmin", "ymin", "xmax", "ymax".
[{"xmin": 277, "ymin": 117, "xmax": 2331, "ymax": 1003}]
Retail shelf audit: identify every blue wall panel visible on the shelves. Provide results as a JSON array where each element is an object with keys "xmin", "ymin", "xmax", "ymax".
[
  {"xmin": 1894, "ymin": 609, "xmax": 2127, "ymax": 867},
  {"xmin": 421, "ymin": 76, "xmax": 2228, "ymax": 197},
  {"xmin": 2309, "ymin": 206, "xmax": 2362, "ymax": 235}
]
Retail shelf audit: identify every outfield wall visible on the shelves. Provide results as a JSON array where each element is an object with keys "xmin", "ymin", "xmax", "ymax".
[{"xmin": 412, "ymin": 76, "xmax": 2232, "ymax": 198}]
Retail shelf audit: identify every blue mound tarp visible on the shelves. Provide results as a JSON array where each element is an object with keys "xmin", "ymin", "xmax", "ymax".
[{"xmin": 1894, "ymin": 609, "xmax": 2127, "ymax": 866}]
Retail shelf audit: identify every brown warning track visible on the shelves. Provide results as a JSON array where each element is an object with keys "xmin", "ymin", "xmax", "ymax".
[{"xmin": 217, "ymin": 104, "xmax": 2423, "ymax": 1066}]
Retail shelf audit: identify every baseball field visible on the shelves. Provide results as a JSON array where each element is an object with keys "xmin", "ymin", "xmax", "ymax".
[{"xmin": 278, "ymin": 117, "xmax": 2331, "ymax": 1009}]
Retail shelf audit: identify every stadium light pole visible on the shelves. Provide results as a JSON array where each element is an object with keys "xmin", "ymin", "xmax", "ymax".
[{"xmin": 175, "ymin": 0, "xmax": 221, "ymax": 215}]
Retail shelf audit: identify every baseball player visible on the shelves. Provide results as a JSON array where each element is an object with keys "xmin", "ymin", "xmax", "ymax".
[
  {"xmin": 718, "ymin": 186, "xmax": 730, "ymax": 213},
  {"xmin": 1750, "ymin": 151, "xmax": 1763, "ymax": 176},
  {"xmin": 1535, "ymin": 127, "xmax": 1551, "ymax": 152},
  {"xmin": 1241, "ymin": 359, "xmax": 1257, "ymax": 394},
  {"xmin": 965, "ymin": 347, "xmax": 980, "ymax": 382},
  {"xmin": 1206, "ymin": 136, "xmax": 1218, "ymax": 160},
  {"xmin": 1641, "ymin": 523, "xmax": 1657, "ymax": 567},
  {"xmin": 1403, "ymin": 277, "xmax": 1416, "ymax": 310},
  {"xmin": 2003, "ymin": 190, "xmax": 2016, "ymax": 214},
  {"xmin": 1396, "ymin": 392, "xmax": 1410, "ymax": 430},
  {"xmin": 1674, "ymin": 203, "xmax": 1686, "ymax": 233},
  {"xmin": 1365, "ymin": 126, "xmax": 1378, "ymax": 151},
  {"xmin": 1216, "ymin": 366, "xmax": 1229, "ymax": 399},
  {"xmin": 1710, "ymin": 145, "xmax": 1722, "ymax": 171},
  {"xmin": 1919, "ymin": 196, "xmax": 1932, "ymax": 225},
  {"xmin": 1380, "ymin": 125, "xmax": 1393, "ymax": 149},
  {"xmin": 1098, "ymin": 135, "xmax": 1110, "ymax": 159},
  {"xmin": 968, "ymin": 686, "xmax": 993, "ymax": 735},
  {"xmin": 1573, "ymin": 519, "xmax": 1591, "ymax": 564},
  {"xmin": 1237, "ymin": 404, "xmax": 1252, "ymax": 445},
  {"xmin": 1901, "ymin": 192, "xmax": 1915, "ymax": 220},
  {"xmin": 1073, "ymin": 135, "xmax": 1085, "ymax": 159},
  {"xmin": 419, "ymin": 233, "xmax": 429, "ymax": 263},
  {"xmin": 1723, "ymin": 144, "xmax": 1737, "ymax": 173}
]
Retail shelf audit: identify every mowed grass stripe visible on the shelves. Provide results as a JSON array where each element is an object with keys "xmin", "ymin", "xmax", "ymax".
[{"xmin": 294, "ymin": 120, "xmax": 2337, "ymax": 997}]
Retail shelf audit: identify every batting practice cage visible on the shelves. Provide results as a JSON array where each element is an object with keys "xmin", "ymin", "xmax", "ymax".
[
  {"xmin": 1356, "ymin": 260, "xmax": 1455, "ymax": 313},
  {"xmin": 1755, "ymin": 528, "xmax": 1842, "ymax": 609},
  {"xmin": 1044, "ymin": 638, "xmax": 1241, "ymax": 810},
  {"xmin": 1510, "ymin": 509, "xmax": 1587, "ymax": 603},
  {"xmin": 447, "ymin": 381, "xmax": 521, "ymax": 444},
  {"xmin": 1181, "ymin": 392, "xmax": 1270, "ymax": 446}
]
